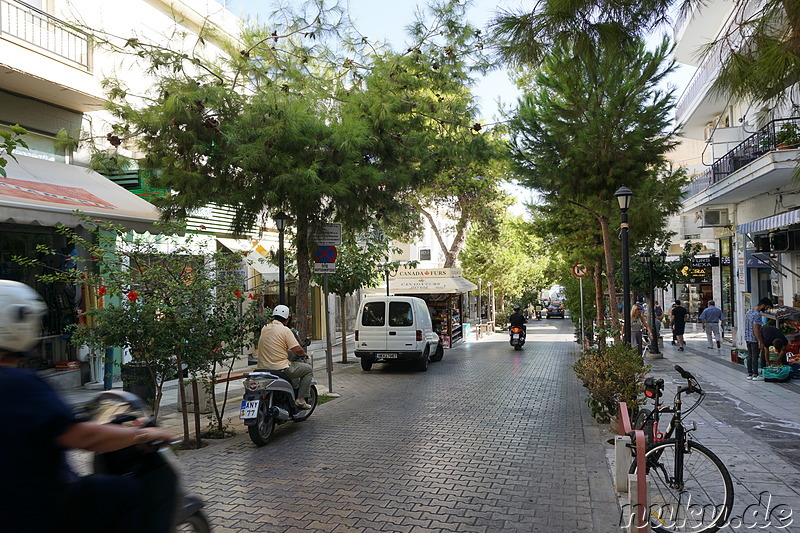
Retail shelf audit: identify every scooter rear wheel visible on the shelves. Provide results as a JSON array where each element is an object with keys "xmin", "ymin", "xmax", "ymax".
[
  {"xmin": 176, "ymin": 511, "xmax": 210, "ymax": 533},
  {"xmin": 248, "ymin": 399, "xmax": 275, "ymax": 446}
]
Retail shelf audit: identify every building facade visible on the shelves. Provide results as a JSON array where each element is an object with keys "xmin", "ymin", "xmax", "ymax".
[{"xmin": 671, "ymin": 0, "xmax": 800, "ymax": 346}]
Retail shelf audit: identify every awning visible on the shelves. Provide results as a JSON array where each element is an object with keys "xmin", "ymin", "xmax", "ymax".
[
  {"xmin": 217, "ymin": 237, "xmax": 279, "ymax": 280},
  {"xmin": 0, "ymin": 154, "xmax": 161, "ymax": 232},
  {"xmin": 737, "ymin": 208, "xmax": 800, "ymax": 234}
]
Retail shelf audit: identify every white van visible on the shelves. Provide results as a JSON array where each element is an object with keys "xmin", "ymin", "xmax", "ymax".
[{"xmin": 354, "ymin": 296, "xmax": 444, "ymax": 372}]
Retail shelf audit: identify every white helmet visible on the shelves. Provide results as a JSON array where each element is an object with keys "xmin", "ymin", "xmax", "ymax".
[
  {"xmin": 0, "ymin": 281, "xmax": 46, "ymax": 354},
  {"xmin": 272, "ymin": 304, "xmax": 291, "ymax": 321}
]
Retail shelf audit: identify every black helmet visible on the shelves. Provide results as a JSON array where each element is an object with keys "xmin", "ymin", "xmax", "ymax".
[{"xmin": 514, "ymin": 305, "xmax": 520, "ymax": 312}]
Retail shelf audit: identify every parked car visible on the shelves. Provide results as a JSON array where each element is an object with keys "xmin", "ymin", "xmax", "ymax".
[
  {"xmin": 354, "ymin": 296, "xmax": 444, "ymax": 372},
  {"xmin": 546, "ymin": 300, "xmax": 565, "ymax": 318}
]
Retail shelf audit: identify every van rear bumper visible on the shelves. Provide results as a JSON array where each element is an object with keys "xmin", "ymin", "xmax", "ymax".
[{"xmin": 354, "ymin": 350, "xmax": 423, "ymax": 362}]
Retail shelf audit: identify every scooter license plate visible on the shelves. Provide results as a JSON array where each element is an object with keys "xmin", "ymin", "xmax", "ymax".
[
  {"xmin": 512, "ymin": 334, "xmax": 520, "ymax": 340},
  {"xmin": 240, "ymin": 400, "xmax": 259, "ymax": 419}
]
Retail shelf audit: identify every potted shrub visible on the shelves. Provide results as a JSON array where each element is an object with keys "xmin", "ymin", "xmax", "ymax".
[{"xmin": 776, "ymin": 122, "xmax": 800, "ymax": 148}]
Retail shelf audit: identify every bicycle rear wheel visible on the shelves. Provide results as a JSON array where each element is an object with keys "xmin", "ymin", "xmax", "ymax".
[{"xmin": 629, "ymin": 439, "xmax": 734, "ymax": 533}]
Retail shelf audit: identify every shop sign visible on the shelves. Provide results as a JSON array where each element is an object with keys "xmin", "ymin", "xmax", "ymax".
[
  {"xmin": 391, "ymin": 267, "xmax": 463, "ymax": 279},
  {"xmin": 691, "ymin": 257, "xmax": 719, "ymax": 267},
  {"xmin": 680, "ymin": 265, "xmax": 711, "ymax": 284},
  {"xmin": 721, "ymin": 256, "xmax": 732, "ymax": 266}
]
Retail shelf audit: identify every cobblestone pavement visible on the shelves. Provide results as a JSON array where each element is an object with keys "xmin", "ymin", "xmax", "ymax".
[{"xmin": 175, "ymin": 319, "xmax": 620, "ymax": 532}]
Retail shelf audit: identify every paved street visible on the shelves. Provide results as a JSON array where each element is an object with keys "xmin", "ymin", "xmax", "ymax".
[{"xmin": 176, "ymin": 318, "xmax": 619, "ymax": 532}]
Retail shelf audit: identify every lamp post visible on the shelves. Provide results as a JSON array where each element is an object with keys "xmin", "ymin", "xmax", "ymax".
[
  {"xmin": 478, "ymin": 278, "xmax": 482, "ymax": 324},
  {"xmin": 274, "ymin": 211, "xmax": 289, "ymax": 305},
  {"xmin": 487, "ymin": 281, "xmax": 493, "ymax": 327},
  {"xmin": 378, "ymin": 262, "xmax": 392, "ymax": 297},
  {"xmin": 615, "ymin": 186, "xmax": 633, "ymax": 345},
  {"xmin": 639, "ymin": 251, "xmax": 667, "ymax": 357}
]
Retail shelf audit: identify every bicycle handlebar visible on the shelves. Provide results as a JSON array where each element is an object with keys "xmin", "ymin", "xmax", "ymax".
[{"xmin": 674, "ymin": 364, "xmax": 703, "ymax": 395}]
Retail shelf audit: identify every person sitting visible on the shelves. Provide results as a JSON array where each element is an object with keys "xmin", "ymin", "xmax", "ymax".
[
  {"xmin": 256, "ymin": 304, "xmax": 313, "ymax": 409},
  {"xmin": 509, "ymin": 305, "xmax": 527, "ymax": 331}
]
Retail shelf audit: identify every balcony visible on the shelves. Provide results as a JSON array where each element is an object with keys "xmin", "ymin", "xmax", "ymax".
[
  {"xmin": 0, "ymin": 0, "xmax": 90, "ymax": 69},
  {"xmin": 684, "ymin": 117, "xmax": 800, "ymax": 207}
]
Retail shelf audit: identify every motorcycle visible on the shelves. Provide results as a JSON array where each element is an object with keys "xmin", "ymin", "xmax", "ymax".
[
  {"xmin": 509, "ymin": 325, "xmax": 526, "ymax": 350},
  {"xmin": 535, "ymin": 310, "xmax": 542, "ymax": 321},
  {"xmin": 80, "ymin": 390, "xmax": 210, "ymax": 533},
  {"xmin": 240, "ymin": 351, "xmax": 318, "ymax": 447}
]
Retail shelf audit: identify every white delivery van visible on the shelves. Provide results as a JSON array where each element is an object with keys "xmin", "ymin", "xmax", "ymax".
[{"xmin": 354, "ymin": 296, "xmax": 444, "ymax": 372}]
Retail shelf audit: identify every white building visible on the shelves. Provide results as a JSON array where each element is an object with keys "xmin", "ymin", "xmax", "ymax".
[
  {"xmin": 0, "ymin": 0, "xmax": 262, "ymax": 383},
  {"xmin": 671, "ymin": 0, "xmax": 800, "ymax": 346}
]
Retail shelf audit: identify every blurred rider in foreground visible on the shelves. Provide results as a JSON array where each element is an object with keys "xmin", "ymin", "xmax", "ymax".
[{"xmin": 0, "ymin": 280, "xmax": 172, "ymax": 533}]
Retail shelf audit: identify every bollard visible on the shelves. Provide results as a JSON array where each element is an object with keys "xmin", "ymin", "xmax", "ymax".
[{"xmin": 615, "ymin": 435, "xmax": 629, "ymax": 492}]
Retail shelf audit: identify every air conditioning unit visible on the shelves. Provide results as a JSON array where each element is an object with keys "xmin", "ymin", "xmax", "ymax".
[
  {"xmin": 703, "ymin": 209, "xmax": 729, "ymax": 227},
  {"xmin": 754, "ymin": 235, "xmax": 771, "ymax": 253}
]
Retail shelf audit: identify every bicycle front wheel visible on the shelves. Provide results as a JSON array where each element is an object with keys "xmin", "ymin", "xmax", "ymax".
[{"xmin": 629, "ymin": 439, "xmax": 734, "ymax": 533}]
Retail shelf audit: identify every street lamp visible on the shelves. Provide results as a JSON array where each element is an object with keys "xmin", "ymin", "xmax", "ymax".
[
  {"xmin": 377, "ymin": 262, "xmax": 392, "ymax": 297},
  {"xmin": 615, "ymin": 186, "xmax": 633, "ymax": 345},
  {"xmin": 639, "ymin": 251, "xmax": 667, "ymax": 357},
  {"xmin": 274, "ymin": 211, "xmax": 290, "ymax": 305},
  {"xmin": 487, "ymin": 281, "xmax": 493, "ymax": 327}
]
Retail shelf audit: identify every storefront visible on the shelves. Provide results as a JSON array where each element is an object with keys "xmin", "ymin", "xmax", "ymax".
[
  {"xmin": 675, "ymin": 257, "xmax": 715, "ymax": 319},
  {"xmin": 0, "ymin": 154, "xmax": 161, "ymax": 378},
  {"xmin": 370, "ymin": 267, "xmax": 477, "ymax": 348}
]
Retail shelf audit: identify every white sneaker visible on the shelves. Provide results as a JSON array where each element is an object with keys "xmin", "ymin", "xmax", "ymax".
[
  {"xmin": 752, "ymin": 375, "xmax": 764, "ymax": 381},
  {"xmin": 747, "ymin": 375, "xmax": 753, "ymax": 380}
]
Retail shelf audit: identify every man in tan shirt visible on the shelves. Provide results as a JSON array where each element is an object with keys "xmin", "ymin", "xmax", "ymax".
[{"xmin": 257, "ymin": 304, "xmax": 313, "ymax": 409}]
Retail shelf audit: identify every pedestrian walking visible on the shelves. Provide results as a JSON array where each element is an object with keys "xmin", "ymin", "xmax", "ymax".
[
  {"xmin": 670, "ymin": 300, "xmax": 689, "ymax": 351},
  {"xmin": 699, "ymin": 300, "xmax": 724, "ymax": 348},
  {"xmin": 652, "ymin": 300, "xmax": 664, "ymax": 342},
  {"xmin": 631, "ymin": 303, "xmax": 652, "ymax": 357},
  {"xmin": 744, "ymin": 298, "xmax": 772, "ymax": 380}
]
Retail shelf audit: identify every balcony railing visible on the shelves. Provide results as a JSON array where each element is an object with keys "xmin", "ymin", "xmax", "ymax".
[
  {"xmin": 0, "ymin": 0, "xmax": 90, "ymax": 69},
  {"xmin": 686, "ymin": 117, "xmax": 800, "ymax": 196}
]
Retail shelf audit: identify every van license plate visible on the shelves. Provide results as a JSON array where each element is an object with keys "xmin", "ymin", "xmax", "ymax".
[
  {"xmin": 381, "ymin": 353, "xmax": 398, "ymax": 359},
  {"xmin": 240, "ymin": 400, "xmax": 259, "ymax": 419}
]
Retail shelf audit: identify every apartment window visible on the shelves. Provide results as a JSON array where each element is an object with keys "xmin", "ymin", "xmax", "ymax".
[
  {"xmin": 0, "ymin": 125, "xmax": 66, "ymax": 163},
  {"xmin": 419, "ymin": 248, "xmax": 431, "ymax": 261}
]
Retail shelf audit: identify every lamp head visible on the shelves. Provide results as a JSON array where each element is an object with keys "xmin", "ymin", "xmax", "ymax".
[
  {"xmin": 615, "ymin": 186, "xmax": 633, "ymax": 212},
  {"xmin": 274, "ymin": 211, "xmax": 290, "ymax": 231}
]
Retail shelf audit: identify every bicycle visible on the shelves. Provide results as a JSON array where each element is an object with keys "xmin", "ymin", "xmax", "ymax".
[{"xmin": 629, "ymin": 365, "xmax": 734, "ymax": 533}]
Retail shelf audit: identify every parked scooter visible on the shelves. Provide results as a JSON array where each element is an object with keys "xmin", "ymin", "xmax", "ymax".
[
  {"xmin": 80, "ymin": 390, "xmax": 210, "ymax": 533},
  {"xmin": 509, "ymin": 325, "xmax": 526, "ymax": 350},
  {"xmin": 240, "ymin": 346, "xmax": 318, "ymax": 446}
]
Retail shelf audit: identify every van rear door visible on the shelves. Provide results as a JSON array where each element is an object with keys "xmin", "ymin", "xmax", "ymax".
[
  {"xmin": 387, "ymin": 300, "xmax": 417, "ymax": 352},
  {"xmin": 358, "ymin": 300, "xmax": 387, "ymax": 352}
]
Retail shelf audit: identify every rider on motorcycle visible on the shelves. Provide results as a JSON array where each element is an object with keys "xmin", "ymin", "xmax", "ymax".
[
  {"xmin": 509, "ymin": 305, "xmax": 527, "ymax": 333},
  {"xmin": 256, "ymin": 305, "xmax": 314, "ymax": 409},
  {"xmin": 0, "ymin": 281, "xmax": 173, "ymax": 533}
]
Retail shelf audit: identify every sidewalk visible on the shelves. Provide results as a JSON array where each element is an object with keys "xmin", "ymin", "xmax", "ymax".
[
  {"xmin": 614, "ymin": 325, "xmax": 800, "ymax": 530},
  {"xmin": 57, "ymin": 335, "xmax": 358, "ymax": 441}
]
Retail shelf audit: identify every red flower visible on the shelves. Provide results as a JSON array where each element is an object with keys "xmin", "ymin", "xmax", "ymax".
[
  {"xmin": 98, "ymin": 286, "xmax": 107, "ymax": 296},
  {"xmin": 127, "ymin": 291, "xmax": 139, "ymax": 302},
  {"xmin": 248, "ymin": 293, "xmax": 256, "ymax": 300},
  {"xmin": 233, "ymin": 290, "xmax": 243, "ymax": 298}
]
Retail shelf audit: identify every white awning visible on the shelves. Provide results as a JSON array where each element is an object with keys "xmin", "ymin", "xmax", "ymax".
[
  {"xmin": 217, "ymin": 237, "xmax": 279, "ymax": 280},
  {"xmin": 0, "ymin": 154, "xmax": 161, "ymax": 232},
  {"xmin": 737, "ymin": 208, "xmax": 800, "ymax": 234},
  {"xmin": 388, "ymin": 275, "xmax": 478, "ymax": 294}
]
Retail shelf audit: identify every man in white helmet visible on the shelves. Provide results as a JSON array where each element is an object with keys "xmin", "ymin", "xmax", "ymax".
[
  {"xmin": 0, "ymin": 280, "xmax": 173, "ymax": 533},
  {"xmin": 256, "ymin": 304, "xmax": 313, "ymax": 409}
]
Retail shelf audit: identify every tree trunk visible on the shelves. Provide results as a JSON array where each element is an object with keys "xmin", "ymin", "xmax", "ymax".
[
  {"xmin": 419, "ymin": 206, "xmax": 469, "ymax": 268},
  {"xmin": 295, "ymin": 213, "xmax": 311, "ymax": 341},
  {"xmin": 594, "ymin": 259, "xmax": 604, "ymax": 346},
  {"xmin": 598, "ymin": 215, "xmax": 620, "ymax": 326},
  {"xmin": 174, "ymin": 353, "xmax": 191, "ymax": 446},
  {"xmin": 191, "ymin": 380, "xmax": 202, "ymax": 448},
  {"xmin": 340, "ymin": 292, "xmax": 348, "ymax": 363}
]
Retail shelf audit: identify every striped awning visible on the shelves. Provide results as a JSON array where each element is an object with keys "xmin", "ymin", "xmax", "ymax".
[{"xmin": 737, "ymin": 208, "xmax": 800, "ymax": 234}]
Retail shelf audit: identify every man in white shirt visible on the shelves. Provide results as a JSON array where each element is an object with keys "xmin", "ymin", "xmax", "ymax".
[{"xmin": 256, "ymin": 305, "xmax": 313, "ymax": 409}]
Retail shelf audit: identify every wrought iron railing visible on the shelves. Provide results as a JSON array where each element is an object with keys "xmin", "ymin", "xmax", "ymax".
[
  {"xmin": 0, "ymin": 0, "xmax": 90, "ymax": 69},
  {"xmin": 685, "ymin": 117, "xmax": 800, "ymax": 197}
]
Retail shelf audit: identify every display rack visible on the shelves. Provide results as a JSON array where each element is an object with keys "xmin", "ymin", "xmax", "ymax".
[{"xmin": 417, "ymin": 293, "xmax": 464, "ymax": 348}]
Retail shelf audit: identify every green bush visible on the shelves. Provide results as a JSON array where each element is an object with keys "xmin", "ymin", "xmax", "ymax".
[{"xmin": 573, "ymin": 343, "xmax": 650, "ymax": 424}]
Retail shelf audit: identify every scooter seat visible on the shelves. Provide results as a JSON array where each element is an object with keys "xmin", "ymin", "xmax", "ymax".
[{"xmin": 254, "ymin": 368, "xmax": 289, "ymax": 381}]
